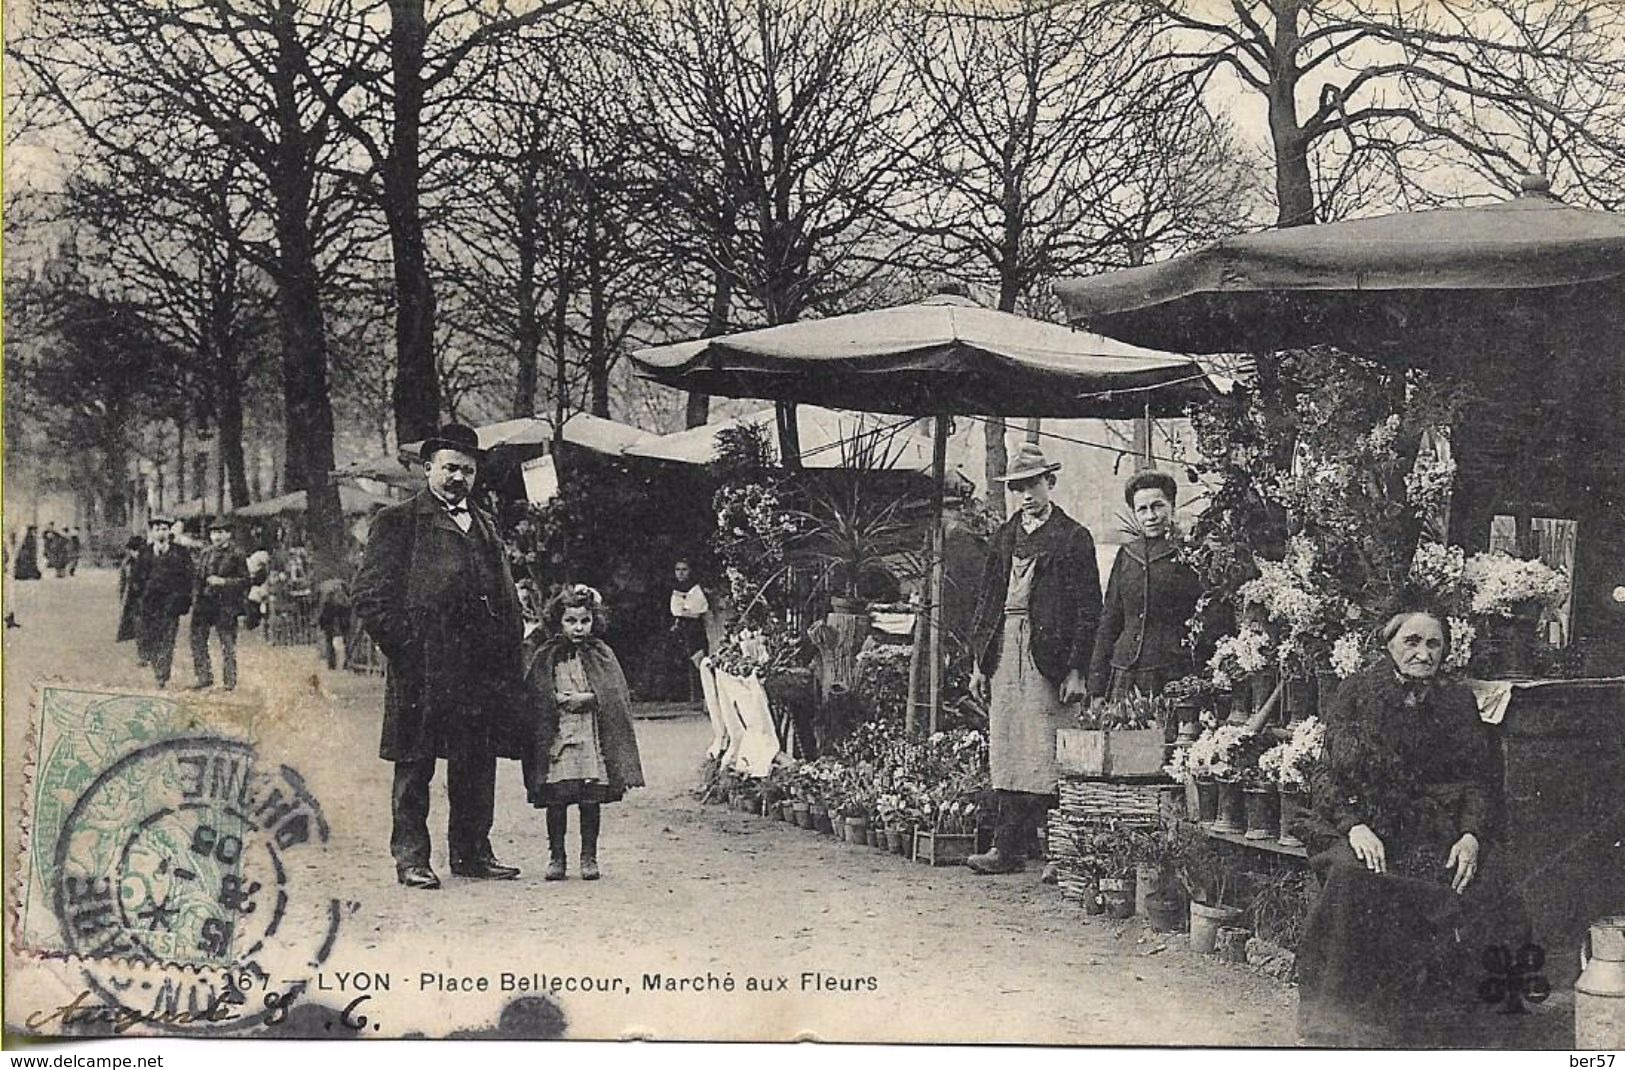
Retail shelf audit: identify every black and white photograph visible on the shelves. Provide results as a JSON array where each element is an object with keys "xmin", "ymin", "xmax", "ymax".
[{"xmin": 3, "ymin": 0, "xmax": 1624, "ymax": 1057}]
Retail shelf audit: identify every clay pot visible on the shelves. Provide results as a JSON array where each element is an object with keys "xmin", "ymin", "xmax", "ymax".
[
  {"xmin": 1190, "ymin": 902, "xmax": 1244, "ymax": 954},
  {"xmin": 1100, "ymin": 877, "xmax": 1136, "ymax": 919},
  {"xmin": 1213, "ymin": 781, "xmax": 1246, "ymax": 835},
  {"xmin": 1243, "ymin": 785, "xmax": 1280, "ymax": 840},
  {"xmin": 1277, "ymin": 789, "xmax": 1309, "ymax": 849},
  {"xmin": 1195, "ymin": 779, "xmax": 1220, "ymax": 826}
]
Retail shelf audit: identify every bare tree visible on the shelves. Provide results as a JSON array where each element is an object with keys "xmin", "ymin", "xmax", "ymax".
[
  {"xmin": 63, "ymin": 157, "xmax": 276, "ymax": 509},
  {"xmin": 12, "ymin": 0, "xmax": 374, "ymax": 574},
  {"xmin": 1149, "ymin": 0, "xmax": 1625, "ymax": 224},
  {"xmin": 627, "ymin": 0, "xmax": 919, "ymax": 455},
  {"xmin": 893, "ymin": 0, "xmax": 1260, "ymax": 511},
  {"xmin": 282, "ymin": 0, "xmax": 591, "ymax": 445}
]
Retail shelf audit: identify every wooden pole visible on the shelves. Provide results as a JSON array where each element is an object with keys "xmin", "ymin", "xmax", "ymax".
[{"xmin": 928, "ymin": 415, "xmax": 950, "ymax": 734}]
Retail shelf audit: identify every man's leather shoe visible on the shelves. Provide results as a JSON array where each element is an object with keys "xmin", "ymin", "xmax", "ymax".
[
  {"xmin": 450, "ymin": 859, "xmax": 520, "ymax": 880},
  {"xmin": 397, "ymin": 864, "xmax": 441, "ymax": 890},
  {"xmin": 966, "ymin": 848, "xmax": 1025, "ymax": 875}
]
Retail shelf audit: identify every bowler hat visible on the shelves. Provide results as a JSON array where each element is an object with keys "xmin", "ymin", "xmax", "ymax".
[
  {"xmin": 996, "ymin": 442, "xmax": 1061, "ymax": 483},
  {"xmin": 207, "ymin": 517, "xmax": 234, "ymax": 532},
  {"xmin": 147, "ymin": 515, "xmax": 174, "ymax": 528},
  {"xmin": 419, "ymin": 422, "xmax": 484, "ymax": 463}
]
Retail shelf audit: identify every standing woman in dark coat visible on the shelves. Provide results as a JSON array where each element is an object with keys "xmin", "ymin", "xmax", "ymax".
[
  {"xmin": 964, "ymin": 443, "xmax": 1102, "ymax": 876},
  {"xmin": 1088, "ymin": 471, "xmax": 1203, "ymax": 702},
  {"xmin": 15, "ymin": 525, "xmax": 41, "ymax": 581},
  {"xmin": 1291, "ymin": 607, "xmax": 1527, "ymax": 1044},
  {"xmin": 116, "ymin": 535, "xmax": 147, "ymax": 643}
]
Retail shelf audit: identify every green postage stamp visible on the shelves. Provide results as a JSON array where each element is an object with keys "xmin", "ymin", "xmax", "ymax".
[{"xmin": 14, "ymin": 685, "xmax": 341, "ymax": 1033}]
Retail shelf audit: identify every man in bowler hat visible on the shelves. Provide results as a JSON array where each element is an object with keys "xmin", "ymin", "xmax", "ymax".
[
  {"xmin": 137, "ymin": 515, "xmax": 196, "ymax": 688},
  {"xmin": 353, "ymin": 423, "xmax": 526, "ymax": 889},
  {"xmin": 190, "ymin": 518, "xmax": 249, "ymax": 690}
]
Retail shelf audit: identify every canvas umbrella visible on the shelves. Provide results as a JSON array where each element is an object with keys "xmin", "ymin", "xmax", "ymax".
[
  {"xmin": 632, "ymin": 293, "xmax": 1213, "ymax": 734},
  {"xmin": 1054, "ymin": 176, "xmax": 1625, "ymax": 361}
]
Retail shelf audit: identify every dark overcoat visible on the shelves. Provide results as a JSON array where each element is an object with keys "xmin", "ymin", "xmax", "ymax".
[
  {"xmin": 1087, "ymin": 536, "xmax": 1203, "ymax": 697},
  {"xmin": 192, "ymin": 543, "xmax": 249, "ymax": 627},
  {"xmin": 116, "ymin": 550, "xmax": 147, "ymax": 642},
  {"xmin": 1291, "ymin": 661, "xmax": 1526, "ymax": 1041},
  {"xmin": 969, "ymin": 506, "xmax": 1102, "ymax": 685},
  {"xmin": 137, "ymin": 545, "xmax": 195, "ymax": 623},
  {"xmin": 520, "ymin": 633, "xmax": 646, "ymax": 805},
  {"xmin": 351, "ymin": 491, "xmax": 526, "ymax": 762}
]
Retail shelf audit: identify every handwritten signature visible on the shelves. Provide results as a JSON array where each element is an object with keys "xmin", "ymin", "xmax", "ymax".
[{"xmin": 26, "ymin": 989, "xmax": 376, "ymax": 1035}]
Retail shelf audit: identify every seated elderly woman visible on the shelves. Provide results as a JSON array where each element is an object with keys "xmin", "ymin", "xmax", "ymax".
[{"xmin": 1291, "ymin": 606, "xmax": 1529, "ymax": 1045}]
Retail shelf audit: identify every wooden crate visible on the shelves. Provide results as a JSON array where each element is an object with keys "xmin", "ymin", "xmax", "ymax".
[
  {"xmin": 913, "ymin": 830, "xmax": 974, "ymax": 867},
  {"xmin": 1056, "ymin": 728, "xmax": 1166, "ymax": 777}
]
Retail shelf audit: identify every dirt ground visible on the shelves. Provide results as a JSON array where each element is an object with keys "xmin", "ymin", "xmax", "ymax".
[{"xmin": 2, "ymin": 570, "xmax": 1573, "ymax": 1047}]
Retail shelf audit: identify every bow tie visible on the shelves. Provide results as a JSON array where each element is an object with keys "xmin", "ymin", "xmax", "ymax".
[{"xmin": 444, "ymin": 502, "xmax": 470, "ymax": 517}]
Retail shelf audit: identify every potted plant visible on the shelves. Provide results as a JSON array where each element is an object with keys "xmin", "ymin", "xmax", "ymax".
[
  {"xmin": 1236, "ymin": 731, "xmax": 1280, "ymax": 840},
  {"xmin": 1094, "ymin": 822, "xmax": 1145, "ymax": 919},
  {"xmin": 1053, "ymin": 821, "xmax": 1108, "ymax": 914},
  {"xmin": 1195, "ymin": 724, "xmax": 1252, "ymax": 834},
  {"xmin": 1273, "ymin": 716, "xmax": 1325, "ymax": 849},
  {"xmin": 1163, "ymin": 675, "xmax": 1215, "ymax": 743},
  {"xmin": 1134, "ymin": 827, "xmax": 1189, "ymax": 932},
  {"xmin": 1176, "ymin": 836, "xmax": 1246, "ymax": 954}
]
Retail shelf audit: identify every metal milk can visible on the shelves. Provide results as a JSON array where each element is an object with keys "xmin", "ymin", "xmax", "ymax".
[{"xmin": 1577, "ymin": 915, "xmax": 1625, "ymax": 1048}]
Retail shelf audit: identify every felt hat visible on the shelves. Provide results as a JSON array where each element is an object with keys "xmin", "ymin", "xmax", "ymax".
[
  {"xmin": 995, "ymin": 442, "xmax": 1061, "ymax": 483},
  {"xmin": 419, "ymin": 422, "xmax": 484, "ymax": 462}
]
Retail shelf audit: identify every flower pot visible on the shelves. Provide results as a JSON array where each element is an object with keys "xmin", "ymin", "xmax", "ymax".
[
  {"xmin": 1243, "ymin": 785, "xmax": 1280, "ymax": 840},
  {"xmin": 792, "ymin": 802, "xmax": 812, "ymax": 829},
  {"xmin": 1134, "ymin": 864, "xmax": 1172, "ymax": 917},
  {"xmin": 817, "ymin": 812, "xmax": 835, "ymax": 836},
  {"xmin": 1212, "ymin": 781, "xmax": 1246, "ymax": 835},
  {"xmin": 1195, "ymin": 779, "xmax": 1220, "ymax": 826},
  {"xmin": 884, "ymin": 827, "xmax": 903, "ymax": 854},
  {"xmin": 1189, "ymin": 902, "xmax": 1244, "ymax": 954},
  {"xmin": 1174, "ymin": 702, "xmax": 1202, "ymax": 743},
  {"xmin": 1146, "ymin": 894, "xmax": 1187, "ymax": 933},
  {"xmin": 844, "ymin": 816, "xmax": 868, "ymax": 846},
  {"xmin": 867, "ymin": 826, "xmax": 881, "ymax": 849},
  {"xmin": 1100, "ymin": 877, "xmax": 1136, "ymax": 919},
  {"xmin": 1283, "ymin": 676, "xmax": 1315, "ymax": 723},
  {"xmin": 1316, "ymin": 670, "xmax": 1340, "ymax": 719},
  {"xmin": 1277, "ymin": 789, "xmax": 1308, "ymax": 849}
]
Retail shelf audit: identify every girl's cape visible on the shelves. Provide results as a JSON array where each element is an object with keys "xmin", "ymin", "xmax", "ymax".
[{"xmin": 520, "ymin": 633, "xmax": 646, "ymax": 806}]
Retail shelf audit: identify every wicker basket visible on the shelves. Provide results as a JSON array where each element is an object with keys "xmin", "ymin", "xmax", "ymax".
[{"xmin": 1057, "ymin": 776, "xmax": 1165, "ymax": 826}]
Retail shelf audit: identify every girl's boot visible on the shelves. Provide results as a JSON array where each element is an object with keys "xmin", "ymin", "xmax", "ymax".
[
  {"xmin": 579, "ymin": 803, "xmax": 601, "ymax": 881},
  {"xmin": 545, "ymin": 805, "xmax": 568, "ymax": 880}
]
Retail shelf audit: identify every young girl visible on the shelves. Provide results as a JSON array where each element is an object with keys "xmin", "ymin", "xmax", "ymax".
[{"xmin": 522, "ymin": 585, "xmax": 645, "ymax": 880}]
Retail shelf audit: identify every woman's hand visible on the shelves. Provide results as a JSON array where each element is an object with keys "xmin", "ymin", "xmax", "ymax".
[
  {"xmin": 1348, "ymin": 824, "xmax": 1386, "ymax": 874},
  {"xmin": 1445, "ymin": 832, "xmax": 1480, "ymax": 894},
  {"xmin": 1059, "ymin": 668, "xmax": 1087, "ymax": 704}
]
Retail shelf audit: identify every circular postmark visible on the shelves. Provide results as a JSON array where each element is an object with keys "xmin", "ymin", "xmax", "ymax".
[{"xmin": 49, "ymin": 737, "xmax": 341, "ymax": 1034}]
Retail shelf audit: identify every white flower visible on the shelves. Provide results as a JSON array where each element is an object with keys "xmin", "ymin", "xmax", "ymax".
[
  {"xmin": 1330, "ymin": 633, "xmax": 1364, "ymax": 678},
  {"xmin": 1445, "ymin": 616, "xmax": 1476, "ymax": 672},
  {"xmin": 1409, "ymin": 541, "xmax": 1466, "ymax": 597},
  {"xmin": 1463, "ymin": 552, "xmax": 1569, "ymax": 616}
]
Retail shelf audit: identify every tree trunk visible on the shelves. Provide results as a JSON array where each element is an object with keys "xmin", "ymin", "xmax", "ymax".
[
  {"xmin": 587, "ymin": 255, "xmax": 611, "ymax": 419},
  {"xmin": 983, "ymin": 417, "xmax": 1008, "ymax": 519},
  {"xmin": 686, "ymin": 265, "xmax": 735, "ymax": 429},
  {"xmin": 1267, "ymin": 1, "xmax": 1315, "ymax": 228},
  {"xmin": 386, "ymin": 0, "xmax": 441, "ymax": 443},
  {"xmin": 176, "ymin": 416, "xmax": 188, "ymax": 503},
  {"xmin": 270, "ymin": 176, "xmax": 343, "ymax": 577},
  {"xmin": 215, "ymin": 355, "xmax": 252, "ymax": 509}
]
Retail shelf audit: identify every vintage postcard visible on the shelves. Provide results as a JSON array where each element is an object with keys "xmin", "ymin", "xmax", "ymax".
[{"xmin": 5, "ymin": 0, "xmax": 1623, "ymax": 1056}]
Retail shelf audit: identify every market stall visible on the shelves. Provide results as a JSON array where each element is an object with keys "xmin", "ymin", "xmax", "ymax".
[
  {"xmin": 1055, "ymin": 176, "xmax": 1625, "ymax": 982},
  {"xmin": 633, "ymin": 291, "xmax": 1212, "ymax": 765}
]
